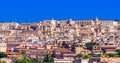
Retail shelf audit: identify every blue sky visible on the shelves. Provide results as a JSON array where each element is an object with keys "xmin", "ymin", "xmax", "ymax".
[{"xmin": 0, "ymin": 0, "xmax": 120, "ymax": 23}]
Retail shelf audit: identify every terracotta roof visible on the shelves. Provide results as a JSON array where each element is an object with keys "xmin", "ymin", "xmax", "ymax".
[
  {"xmin": 102, "ymin": 46, "xmax": 116, "ymax": 49},
  {"xmin": 53, "ymin": 48, "xmax": 71, "ymax": 53}
]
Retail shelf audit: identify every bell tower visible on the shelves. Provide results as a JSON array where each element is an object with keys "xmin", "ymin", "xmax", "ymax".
[{"xmin": 95, "ymin": 17, "xmax": 99, "ymax": 25}]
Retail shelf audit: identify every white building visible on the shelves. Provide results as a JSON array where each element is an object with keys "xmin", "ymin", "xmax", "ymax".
[{"xmin": 0, "ymin": 42, "xmax": 7, "ymax": 52}]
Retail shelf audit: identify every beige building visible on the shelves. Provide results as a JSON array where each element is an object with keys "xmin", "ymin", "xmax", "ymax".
[
  {"xmin": 75, "ymin": 20, "xmax": 93, "ymax": 26},
  {"xmin": 0, "ymin": 42, "xmax": 7, "ymax": 52},
  {"xmin": 75, "ymin": 47, "xmax": 83, "ymax": 54}
]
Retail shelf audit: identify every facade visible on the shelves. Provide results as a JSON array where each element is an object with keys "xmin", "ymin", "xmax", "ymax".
[
  {"xmin": 0, "ymin": 42, "xmax": 7, "ymax": 52},
  {"xmin": 0, "ymin": 18, "xmax": 120, "ymax": 62}
]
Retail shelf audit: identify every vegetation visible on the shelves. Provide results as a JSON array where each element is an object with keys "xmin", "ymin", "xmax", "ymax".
[
  {"xmin": 82, "ymin": 55, "xmax": 91, "ymax": 59},
  {"xmin": 43, "ymin": 54, "xmax": 54, "ymax": 63},
  {"xmin": 88, "ymin": 53, "xmax": 101, "ymax": 57},
  {"xmin": 13, "ymin": 58, "xmax": 42, "ymax": 63},
  {"xmin": 74, "ymin": 52, "xmax": 117, "ymax": 59},
  {"xmin": 0, "ymin": 61, "xmax": 7, "ymax": 63},
  {"xmin": 71, "ymin": 44, "xmax": 76, "ymax": 52},
  {"xmin": 101, "ymin": 48, "xmax": 106, "ymax": 53},
  {"xmin": 13, "ymin": 54, "xmax": 54, "ymax": 63},
  {"xmin": 0, "ymin": 52, "xmax": 7, "ymax": 58},
  {"xmin": 62, "ymin": 42, "xmax": 69, "ymax": 48},
  {"xmin": 85, "ymin": 42, "xmax": 97, "ymax": 51},
  {"xmin": 116, "ymin": 49, "xmax": 120, "ymax": 57},
  {"xmin": 74, "ymin": 54, "xmax": 83, "ymax": 59}
]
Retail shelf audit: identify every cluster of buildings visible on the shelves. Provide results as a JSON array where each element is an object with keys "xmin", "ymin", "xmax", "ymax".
[{"xmin": 0, "ymin": 18, "xmax": 120, "ymax": 63}]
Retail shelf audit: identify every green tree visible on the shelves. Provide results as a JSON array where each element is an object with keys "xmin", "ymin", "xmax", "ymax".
[
  {"xmin": 0, "ymin": 52, "xmax": 7, "ymax": 58},
  {"xmin": 82, "ymin": 55, "xmax": 91, "ymax": 59},
  {"xmin": 13, "ymin": 59, "xmax": 22, "ymax": 63},
  {"xmin": 43, "ymin": 54, "xmax": 54, "ymax": 63},
  {"xmin": 95, "ymin": 54, "xmax": 101, "ymax": 57},
  {"xmin": 74, "ymin": 54, "xmax": 83, "ymax": 59},
  {"xmin": 107, "ymin": 53, "xmax": 114, "ymax": 57},
  {"xmin": 116, "ymin": 49, "xmax": 120, "ymax": 57},
  {"xmin": 31, "ymin": 58, "xmax": 43, "ymax": 63},
  {"xmin": 13, "ymin": 57, "xmax": 42, "ymax": 63},
  {"xmin": 85, "ymin": 42, "xmax": 96, "ymax": 51}
]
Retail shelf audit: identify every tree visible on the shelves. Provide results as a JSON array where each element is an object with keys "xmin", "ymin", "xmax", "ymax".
[
  {"xmin": 85, "ymin": 42, "xmax": 96, "ymax": 51},
  {"xmin": 116, "ymin": 49, "xmax": 120, "ymax": 57},
  {"xmin": 13, "ymin": 48, "xmax": 19, "ymax": 52},
  {"xmin": 95, "ymin": 54, "xmax": 101, "ymax": 57},
  {"xmin": 101, "ymin": 48, "xmax": 106, "ymax": 53},
  {"xmin": 13, "ymin": 59, "xmax": 22, "ymax": 63},
  {"xmin": 62, "ymin": 42, "xmax": 69, "ymax": 48},
  {"xmin": 107, "ymin": 53, "xmax": 114, "ymax": 57},
  {"xmin": 43, "ymin": 54, "xmax": 54, "ymax": 63},
  {"xmin": 0, "ymin": 52, "xmax": 7, "ymax": 58},
  {"xmin": 71, "ymin": 44, "xmax": 76, "ymax": 52},
  {"xmin": 82, "ymin": 55, "xmax": 91, "ymax": 59},
  {"xmin": 31, "ymin": 58, "xmax": 43, "ymax": 63},
  {"xmin": 75, "ymin": 54, "xmax": 83, "ymax": 59},
  {"xmin": 102, "ymin": 53, "xmax": 109, "ymax": 57},
  {"xmin": 13, "ymin": 58, "xmax": 43, "ymax": 63}
]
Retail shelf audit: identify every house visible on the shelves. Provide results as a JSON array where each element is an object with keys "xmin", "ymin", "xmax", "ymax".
[
  {"xmin": 37, "ymin": 45, "xmax": 45, "ymax": 49},
  {"xmin": 88, "ymin": 57, "xmax": 101, "ymax": 63},
  {"xmin": 54, "ymin": 58, "xmax": 73, "ymax": 63},
  {"xmin": 81, "ymin": 50, "xmax": 91, "ymax": 55},
  {"xmin": 63, "ymin": 52, "xmax": 76, "ymax": 59},
  {"xmin": 7, "ymin": 52, "xmax": 23, "ymax": 59},
  {"xmin": 0, "ymin": 42, "xmax": 7, "ymax": 52},
  {"xmin": 75, "ymin": 46, "xmax": 84, "ymax": 55},
  {"xmin": 52, "ymin": 48, "xmax": 75, "ymax": 63},
  {"xmin": 28, "ymin": 52, "xmax": 37, "ymax": 58},
  {"xmin": 92, "ymin": 50, "xmax": 102, "ymax": 54},
  {"xmin": 100, "ymin": 57, "xmax": 120, "ymax": 63},
  {"xmin": 101, "ymin": 46, "xmax": 116, "ymax": 53}
]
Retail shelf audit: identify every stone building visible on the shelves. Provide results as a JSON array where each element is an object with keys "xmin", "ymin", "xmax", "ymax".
[{"xmin": 0, "ymin": 42, "xmax": 7, "ymax": 52}]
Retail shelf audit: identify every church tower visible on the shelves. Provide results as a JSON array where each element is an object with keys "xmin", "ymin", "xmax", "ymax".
[{"xmin": 95, "ymin": 17, "xmax": 99, "ymax": 25}]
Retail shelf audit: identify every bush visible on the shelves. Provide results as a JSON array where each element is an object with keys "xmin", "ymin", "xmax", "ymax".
[
  {"xmin": 85, "ymin": 42, "xmax": 97, "ymax": 51},
  {"xmin": 74, "ymin": 54, "xmax": 83, "ymax": 59},
  {"xmin": 0, "ymin": 52, "xmax": 7, "ymax": 58},
  {"xmin": 82, "ymin": 55, "xmax": 91, "ymax": 59},
  {"xmin": 43, "ymin": 54, "xmax": 54, "ymax": 63}
]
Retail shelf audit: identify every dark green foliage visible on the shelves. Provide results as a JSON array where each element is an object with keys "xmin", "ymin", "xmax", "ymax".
[
  {"xmin": 74, "ymin": 54, "xmax": 83, "ymax": 59},
  {"xmin": 101, "ymin": 48, "xmax": 106, "ymax": 53},
  {"xmin": 88, "ymin": 53, "xmax": 101, "ymax": 57},
  {"xmin": 95, "ymin": 54, "xmax": 101, "ymax": 57},
  {"xmin": 13, "ymin": 58, "xmax": 43, "ymax": 63},
  {"xmin": 71, "ymin": 44, "xmax": 75, "ymax": 52},
  {"xmin": 43, "ymin": 54, "xmax": 54, "ymax": 63},
  {"xmin": 85, "ymin": 42, "xmax": 96, "ymax": 51},
  {"xmin": 74, "ymin": 53, "xmax": 102, "ymax": 60},
  {"xmin": 13, "ymin": 48, "xmax": 19, "ymax": 52},
  {"xmin": 116, "ymin": 49, "xmax": 120, "ymax": 57},
  {"xmin": 62, "ymin": 42, "xmax": 69, "ymax": 48},
  {"xmin": 82, "ymin": 55, "xmax": 90, "ymax": 59},
  {"xmin": 107, "ymin": 53, "xmax": 114, "ymax": 57},
  {"xmin": 0, "ymin": 52, "xmax": 7, "ymax": 58},
  {"xmin": 13, "ymin": 59, "xmax": 22, "ymax": 63}
]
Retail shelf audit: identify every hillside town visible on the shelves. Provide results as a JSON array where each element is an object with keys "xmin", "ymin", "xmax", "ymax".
[{"xmin": 1, "ymin": 18, "xmax": 120, "ymax": 63}]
